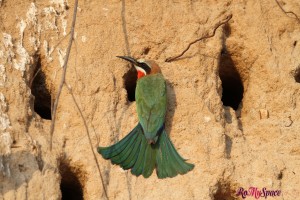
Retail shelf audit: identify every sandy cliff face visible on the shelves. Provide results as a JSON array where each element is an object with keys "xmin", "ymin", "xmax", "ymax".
[{"xmin": 0, "ymin": 0, "xmax": 300, "ymax": 199}]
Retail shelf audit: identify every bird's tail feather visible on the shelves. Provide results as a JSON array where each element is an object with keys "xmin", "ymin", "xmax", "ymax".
[
  {"xmin": 156, "ymin": 129, "xmax": 194, "ymax": 178},
  {"xmin": 97, "ymin": 124, "xmax": 194, "ymax": 178}
]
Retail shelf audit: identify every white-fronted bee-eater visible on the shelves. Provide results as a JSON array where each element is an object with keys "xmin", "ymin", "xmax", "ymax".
[{"xmin": 98, "ymin": 56, "xmax": 194, "ymax": 179}]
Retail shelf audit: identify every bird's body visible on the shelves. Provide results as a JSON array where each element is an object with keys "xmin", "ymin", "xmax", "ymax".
[
  {"xmin": 98, "ymin": 57, "xmax": 194, "ymax": 178},
  {"xmin": 136, "ymin": 73, "xmax": 166, "ymax": 144}
]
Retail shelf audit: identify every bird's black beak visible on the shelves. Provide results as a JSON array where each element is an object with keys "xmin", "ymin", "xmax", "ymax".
[
  {"xmin": 117, "ymin": 56, "xmax": 151, "ymax": 74},
  {"xmin": 117, "ymin": 56, "xmax": 140, "ymax": 67}
]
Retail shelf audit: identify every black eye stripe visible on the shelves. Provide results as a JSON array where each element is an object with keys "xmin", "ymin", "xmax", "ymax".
[{"xmin": 138, "ymin": 62, "xmax": 151, "ymax": 74}]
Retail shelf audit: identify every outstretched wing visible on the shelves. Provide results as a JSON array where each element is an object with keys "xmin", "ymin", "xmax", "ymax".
[{"xmin": 135, "ymin": 73, "xmax": 167, "ymax": 141}]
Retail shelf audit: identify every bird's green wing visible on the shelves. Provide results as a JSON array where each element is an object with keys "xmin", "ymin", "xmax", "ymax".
[{"xmin": 135, "ymin": 73, "xmax": 167, "ymax": 142}]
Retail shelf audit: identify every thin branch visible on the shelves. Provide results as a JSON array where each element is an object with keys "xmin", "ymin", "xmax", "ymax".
[
  {"xmin": 30, "ymin": 67, "xmax": 41, "ymax": 88},
  {"xmin": 65, "ymin": 82, "xmax": 109, "ymax": 200},
  {"xmin": 30, "ymin": 32, "xmax": 72, "ymax": 88},
  {"xmin": 165, "ymin": 14, "xmax": 233, "ymax": 62},
  {"xmin": 31, "ymin": 31, "xmax": 71, "ymax": 86},
  {"xmin": 121, "ymin": 0, "xmax": 131, "ymax": 56},
  {"xmin": 274, "ymin": 0, "xmax": 300, "ymax": 23},
  {"xmin": 50, "ymin": 0, "xmax": 78, "ymax": 151},
  {"xmin": 52, "ymin": 31, "xmax": 71, "ymax": 53}
]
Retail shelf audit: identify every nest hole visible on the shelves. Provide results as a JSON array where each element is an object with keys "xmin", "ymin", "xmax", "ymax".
[
  {"xmin": 218, "ymin": 49, "xmax": 244, "ymax": 110},
  {"xmin": 214, "ymin": 182, "xmax": 237, "ymax": 200},
  {"xmin": 30, "ymin": 57, "xmax": 52, "ymax": 120},
  {"xmin": 60, "ymin": 162, "xmax": 84, "ymax": 200},
  {"xmin": 123, "ymin": 66, "xmax": 137, "ymax": 102},
  {"xmin": 294, "ymin": 66, "xmax": 300, "ymax": 83}
]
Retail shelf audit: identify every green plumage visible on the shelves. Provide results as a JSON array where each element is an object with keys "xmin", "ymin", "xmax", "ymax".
[
  {"xmin": 136, "ymin": 74, "xmax": 167, "ymax": 143},
  {"xmin": 98, "ymin": 73, "xmax": 194, "ymax": 178}
]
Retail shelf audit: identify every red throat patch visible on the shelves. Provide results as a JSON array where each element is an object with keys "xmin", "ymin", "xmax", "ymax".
[{"xmin": 137, "ymin": 71, "xmax": 145, "ymax": 79}]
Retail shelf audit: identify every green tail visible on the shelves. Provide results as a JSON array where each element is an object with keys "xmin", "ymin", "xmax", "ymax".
[{"xmin": 97, "ymin": 124, "xmax": 194, "ymax": 179}]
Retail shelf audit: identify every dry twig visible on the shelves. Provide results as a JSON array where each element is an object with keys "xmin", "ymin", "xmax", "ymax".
[
  {"xmin": 274, "ymin": 0, "xmax": 300, "ymax": 23},
  {"xmin": 165, "ymin": 14, "xmax": 233, "ymax": 62},
  {"xmin": 30, "ymin": 32, "xmax": 71, "ymax": 88},
  {"xmin": 65, "ymin": 83, "xmax": 109, "ymax": 200},
  {"xmin": 47, "ymin": 0, "xmax": 108, "ymax": 198},
  {"xmin": 49, "ymin": 0, "xmax": 78, "ymax": 151}
]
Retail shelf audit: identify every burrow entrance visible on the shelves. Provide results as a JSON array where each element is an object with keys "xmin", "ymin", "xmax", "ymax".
[
  {"xmin": 30, "ymin": 56, "xmax": 52, "ymax": 120},
  {"xmin": 294, "ymin": 66, "xmax": 300, "ymax": 83},
  {"xmin": 60, "ymin": 162, "xmax": 84, "ymax": 200},
  {"xmin": 123, "ymin": 66, "xmax": 137, "ymax": 102},
  {"xmin": 213, "ymin": 181, "xmax": 237, "ymax": 200},
  {"xmin": 218, "ymin": 48, "xmax": 244, "ymax": 110}
]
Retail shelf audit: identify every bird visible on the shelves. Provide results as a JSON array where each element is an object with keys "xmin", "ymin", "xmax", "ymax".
[{"xmin": 97, "ymin": 56, "xmax": 194, "ymax": 179}]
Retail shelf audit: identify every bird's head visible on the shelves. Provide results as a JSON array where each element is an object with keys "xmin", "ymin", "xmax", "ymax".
[{"xmin": 117, "ymin": 56, "xmax": 161, "ymax": 79}]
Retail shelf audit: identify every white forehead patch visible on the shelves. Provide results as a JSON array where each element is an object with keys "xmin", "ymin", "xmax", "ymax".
[
  {"xmin": 136, "ymin": 59, "xmax": 151, "ymax": 68},
  {"xmin": 137, "ymin": 58, "xmax": 145, "ymax": 63}
]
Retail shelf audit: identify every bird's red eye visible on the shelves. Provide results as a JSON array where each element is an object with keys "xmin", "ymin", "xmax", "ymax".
[{"xmin": 137, "ymin": 71, "xmax": 145, "ymax": 79}]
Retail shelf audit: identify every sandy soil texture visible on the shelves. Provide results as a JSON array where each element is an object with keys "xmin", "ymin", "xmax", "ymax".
[{"xmin": 0, "ymin": 0, "xmax": 300, "ymax": 199}]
